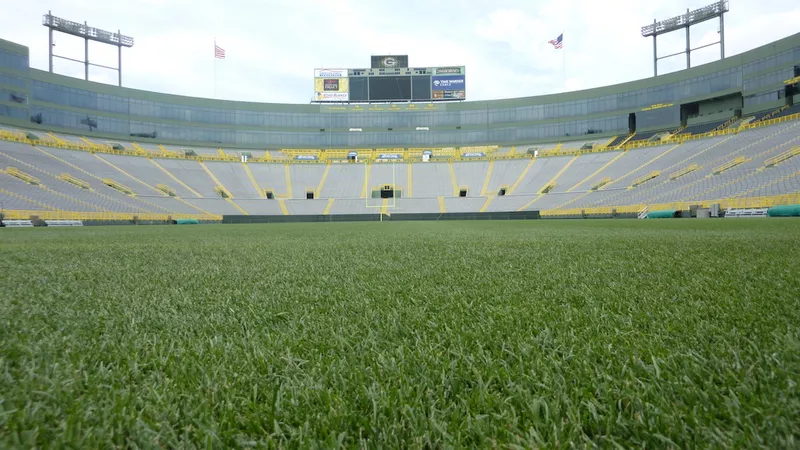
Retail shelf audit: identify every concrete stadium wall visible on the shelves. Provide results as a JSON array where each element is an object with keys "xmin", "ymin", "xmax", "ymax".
[
  {"xmin": 1, "ymin": 34, "xmax": 798, "ymax": 148},
  {"xmin": 221, "ymin": 211, "xmax": 541, "ymax": 224}
]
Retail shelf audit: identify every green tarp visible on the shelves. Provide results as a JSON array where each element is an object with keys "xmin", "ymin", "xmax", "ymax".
[
  {"xmin": 175, "ymin": 218, "xmax": 200, "ymax": 225},
  {"xmin": 647, "ymin": 209, "xmax": 680, "ymax": 219},
  {"xmin": 767, "ymin": 204, "xmax": 800, "ymax": 217}
]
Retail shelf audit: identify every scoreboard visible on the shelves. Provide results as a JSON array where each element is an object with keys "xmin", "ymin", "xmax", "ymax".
[{"xmin": 313, "ymin": 65, "xmax": 465, "ymax": 103}]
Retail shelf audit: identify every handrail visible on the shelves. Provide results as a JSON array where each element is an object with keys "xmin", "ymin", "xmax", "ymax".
[{"xmin": 764, "ymin": 146, "xmax": 799, "ymax": 167}]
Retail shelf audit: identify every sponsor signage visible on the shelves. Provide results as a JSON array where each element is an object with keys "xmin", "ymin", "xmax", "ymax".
[
  {"xmin": 377, "ymin": 154, "xmax": 402, "ymax": 160},
  {"xmin": 461, "ymin": 152, "xmax": 485, "ymax": 158},
  {"xmin": 641, "ymin": 103, "xmax": 674, "ymax": 111},
  {"xmin": 347, "ymin": 151, "xmax": 358, "ymax": 157},
  {"xmin": 295, "ymin": 155, "xmax": 318, "ymax": 161},
  {"xmin": 431, "ymin": 90, "xmax": 466, "ymax": 100},
  {"xmin": 323, "ymin": 79, "xmax": 339, "ymax": 91},
  {"xmin": 432, "ymin": 75, "xmax": 465, "ymax": 90},
  {"xmin": 314, "ymin": 77, "xmax": 349, "ymax": 102},
  {"xmin": 315, "ymin": 92, "xmax": 349, "ymax": 101},
  {"xmin": 314, "ymin": 68, "xmax": 348, "ymax": 78},
  {"xmin": 434, "ymin": 67, "xmax": 463, "ymax": 75},
  {"xmin": 432, "ymin": 75, "xmax": 466, "ymax": 100}
]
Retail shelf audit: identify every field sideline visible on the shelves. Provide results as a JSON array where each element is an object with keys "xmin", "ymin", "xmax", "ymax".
[{"xmin": 2, "ymin": 220, "xmax": 799, "ymax": 447}]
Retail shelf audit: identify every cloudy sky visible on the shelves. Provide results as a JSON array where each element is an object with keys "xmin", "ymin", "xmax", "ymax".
[{"xmin": 1, "ymin": 0, "xmax": 798, "ymax": 104}]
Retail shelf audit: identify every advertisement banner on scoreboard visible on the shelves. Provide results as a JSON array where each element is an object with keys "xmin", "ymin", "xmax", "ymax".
[
  {"xmin": 314, "ymin": 77, "xmax": 350, "ymax": 102},
  {"xmin": 431, "ymin": 75, "xmax": 465, "ymax": 90},
  {"xmin": 431, "ymin": 73, "xmax": 466, "ymax": 100},
  {"xmin": 433, "ymin": 67, "xmax": 463, "ymax": 75},
  {"xmin": 314, "ymin": 69, "xmax": 348, "ymax": 78},
  {"xmin": 431, "ymin": 90, "xmax": 466, "ymax": 99}
]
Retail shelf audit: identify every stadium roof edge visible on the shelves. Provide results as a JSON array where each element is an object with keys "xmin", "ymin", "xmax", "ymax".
[{"xmin": 0, "ymin": 37, "xmax": 30, "ymax": 56}]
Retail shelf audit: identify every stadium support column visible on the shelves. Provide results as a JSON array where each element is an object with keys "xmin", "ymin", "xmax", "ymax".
[
  {"xmin": 84, "ymin": 21, "xmax": 89, "ymax": 82},
  {"xmin": 118, "ymin": 30, "xmax": 122, "ymax": 87},
  {"xmin": 685, "ymin": 10, "xmax": 691, "ymax": 70},
  {"xmin": 652, "ymin": 19, "xmax": 657, "ymax": 77},
  {"xmin": 48, "ymin": 25, "xmax": 53, "ymax": 73},
  {"xmin": 719, "ymin": 13, "xmax": 725, "ymax": 60}
]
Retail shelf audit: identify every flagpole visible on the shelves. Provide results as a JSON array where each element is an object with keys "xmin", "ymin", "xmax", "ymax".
[
  {"xmin": 562, "ymin": 32, "xmax": 566, "ymax": 93},
  {"xmin": 213, "ymin": 38, "xmax": 217, "ymax": 98}
]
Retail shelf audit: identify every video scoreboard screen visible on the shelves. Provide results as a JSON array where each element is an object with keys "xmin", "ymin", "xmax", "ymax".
[{"xmin": 313, "ymin": 66, "xmax": 465, "ymax": 103}]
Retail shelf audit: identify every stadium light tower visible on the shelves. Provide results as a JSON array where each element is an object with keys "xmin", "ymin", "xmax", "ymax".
[
  {"xmin": 642, "ymin": 1, "xmax": 729, "ymax": 77},
  {"xmin": 42, "ymin": 11, "xmax": 134, "ymax": 87}
]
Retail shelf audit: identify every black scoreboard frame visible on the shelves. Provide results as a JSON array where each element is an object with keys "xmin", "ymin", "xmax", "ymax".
[{"xmin": 313, "ymin": 66, "xmax": 466, "ymax": 104}]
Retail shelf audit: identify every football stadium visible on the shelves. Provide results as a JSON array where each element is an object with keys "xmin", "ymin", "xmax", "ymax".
[{"xmin": 2, "ymin": 2, "xmax": 800, "ymax": 447}]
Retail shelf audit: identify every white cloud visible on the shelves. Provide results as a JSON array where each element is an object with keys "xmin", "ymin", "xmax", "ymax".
[{"xmin": 1, "ymin": 0, "xmax": 798, "ymax": 102}]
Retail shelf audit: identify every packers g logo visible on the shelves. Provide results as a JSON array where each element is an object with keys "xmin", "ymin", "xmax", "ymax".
[{"xmin": 382, "ymin": 57, "xmax": 397, "ymax": 67}]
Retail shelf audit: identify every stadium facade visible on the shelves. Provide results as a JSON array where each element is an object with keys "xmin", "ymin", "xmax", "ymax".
[{"xmin": 0, "ymin": 34, "xmax": 798, "ymax": 149}]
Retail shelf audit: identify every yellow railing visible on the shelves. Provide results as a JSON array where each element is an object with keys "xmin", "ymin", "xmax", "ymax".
[
  {"xmin": 591, "ymin": 177, "xmax": 611, "ymax": 190},
  {"xmin": 645, "ymin": 194, "xmax": 800, "ymax": 212},
  {"xmin": 712, "ymin": 156, "xmax": 748, "ymax": 175},
  {"xmin": 631, "ymin": 170, "xmax": 661, "ymax": 187},
  {"xmin": 213, "ymin": 185, "xmax": 231, "ymax": 198},
  {"xmin": 102, "ymin": 178, "xmax": 134, "ymax": 195},
  {"xmin": 131, "ymin": 142, "xmax": 150, "ymax": 156},
  {"xmin": 538, "ymin": 144, "xmax": 621, "ymax": 158},
  {"xmin": 2, "ymin": 210, "xmax": 221, "ymax": 221},
  {"xmin": 541, "ymin": 193, "xmax": 800, "ymax": 217},
  {"xmin": 156, "ymin": 183, "xmax": 176, "ymax": 196},
  {"xmin": 669, "ymin": 164, "xmax": 699, "ymax": 180},
  {"xmin": 713, "ymin": 117, "xmax": 737, "ymax": 132},
  {"xmin": 5, "ymin": 166, "xmax": 41, "ymax": 184},
  {"xmin": 615, "ymin": 133, "xmax": 637, "ymax": 149},
  {"xmin": 764, "ymin": 146, "xmax": 799, "ymax": 167},
  {"xmin": 757, "ymin": 105, "xmax": 789, "ymax": 123},
  {"xmin": 541, "ymin": 204, "xmax": 643, "ymax": 217},
  {"xmin": 57, "ymin": 173, "xmax": 91, "ymax": 189}
]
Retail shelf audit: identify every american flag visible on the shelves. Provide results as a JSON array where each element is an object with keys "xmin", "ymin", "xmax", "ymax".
[
  {"xmin": 214, "ymin": 44, "xmax": 226, "ymax": 59},
  {"xmin": 548, "ymin": 33, "xmax": 563, "ymax": 49}
]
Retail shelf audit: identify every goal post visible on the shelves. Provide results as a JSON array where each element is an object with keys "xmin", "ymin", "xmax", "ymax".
[{"xmin": 365, "ymin": 160, "xmax": 399, "ymax": 210}]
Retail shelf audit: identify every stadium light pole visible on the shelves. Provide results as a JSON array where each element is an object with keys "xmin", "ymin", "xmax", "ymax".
[
  {"xmin": 641, "ymin": 0, "xmax": 729, "ymax": 77},
  {"xmin": 42, "ymin": 11, "xmax": 134, "ymax": 86}
]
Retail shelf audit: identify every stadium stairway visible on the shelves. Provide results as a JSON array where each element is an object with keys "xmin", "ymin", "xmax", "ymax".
[
  {"xmin": 93, "ymin": 153, "xmax": 166, "ymax": 196},
  {"xmin": 566, "ymin": 151, "xmax": 626, "ymax": 192},
  {"xmin": 198, "ymin": 161, "xmax": 249, "ymax": 214},
  {"xmin": 148, "ymin": 159, "xmax": 204, "ymax": 197},
  {"xmin": 241, "ymin": 163, "xmax": 266, "ymax": 198},
  {"xmin": 406, "ymin": 162, "xmax": 414, "ymax": 197}
]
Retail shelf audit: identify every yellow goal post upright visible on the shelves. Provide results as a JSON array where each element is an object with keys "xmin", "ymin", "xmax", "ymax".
[{"xmin": 365, "ymin": 159, "xmax": 398, "ymax": 221}]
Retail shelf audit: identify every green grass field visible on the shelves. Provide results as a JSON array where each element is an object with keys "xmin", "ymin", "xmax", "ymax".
[{"xmin": 2, "ymin": 220, "xmax": 799, "ymax": 448}]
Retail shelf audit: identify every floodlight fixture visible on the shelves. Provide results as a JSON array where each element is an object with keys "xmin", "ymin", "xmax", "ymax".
[
  {"xmin": 43, "ymin": 11, "xmax": 134, "ymax": 86},
  {"xmin": 641, "ymin": 1, "xmax": 729, "ymax": 76}
]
